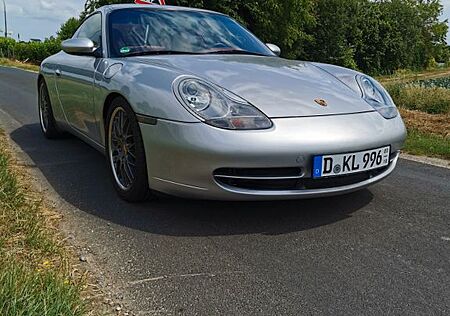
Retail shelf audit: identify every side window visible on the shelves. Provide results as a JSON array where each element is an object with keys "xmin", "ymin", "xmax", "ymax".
[{"xmin": 76, "ymin": 14, "xmax": 102, "ymax": 47}]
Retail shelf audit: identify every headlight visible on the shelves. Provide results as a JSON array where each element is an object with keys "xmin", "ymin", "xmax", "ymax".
[
  {"xmin": 357, "ymin": 75, "xmax": 398, "ymax": 119},
  {"xmin": 174, "ymin": 77, "xmax": 272, "ymax": 130}
]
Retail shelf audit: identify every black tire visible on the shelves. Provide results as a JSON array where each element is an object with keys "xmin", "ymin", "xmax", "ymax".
[
  {"xmin": 105, "ymin": 97, "xmax": 151, "ymax": 202},
  {"xmin": 38, "ymin": 80, "xmax": 62, "ymax": 139}
]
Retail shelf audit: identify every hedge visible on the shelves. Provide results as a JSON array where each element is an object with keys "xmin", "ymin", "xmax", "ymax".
[{"xmin": 0, "ymin": 38, "xmax": 61, "ymax": 64}]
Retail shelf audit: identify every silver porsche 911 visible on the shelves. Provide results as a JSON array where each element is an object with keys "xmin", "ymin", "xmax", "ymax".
[{"xmin": 38, "ymin": 4, "xmax": 406, "ymax": 202}]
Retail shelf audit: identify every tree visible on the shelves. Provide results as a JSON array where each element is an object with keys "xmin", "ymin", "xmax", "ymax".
[
  {"xmin": 57, "ymin": 17, "xmax": 81, "ymax": 40},
  {"xmin": 242, "ymin": 0, "xmax": 316, "ymax": 59},
  {"xmin": 303, "ymin": 0, "xmax": 359, "ymax": 69}
]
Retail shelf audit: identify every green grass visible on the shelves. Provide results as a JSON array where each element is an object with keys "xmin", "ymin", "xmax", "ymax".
[
  {"xmin": 0, "ymin": 133, "xmax": 86, "ymax": 316},
  {"xmin": 0, "ymin": 261, "xmax": 85, "ymax": 316},
  {"xmin": 404, "ymin": 129, "xmax": 450, "ymax": 160},
  {"xmin": 0, "ymin": 58, "xmax": 39, "ymax": 72}
]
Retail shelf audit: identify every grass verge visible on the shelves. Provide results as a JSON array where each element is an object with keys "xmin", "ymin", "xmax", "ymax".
[
  {"xmin": 0, "ymin": 131, "xmax": 86, "ymax": 316},
  {"xmin": 398, "ymin": 107, "xmax": 449, "ymax": 161},
  {"xmin": 0, "ymin": 58, "xmax": 39, "ymax": 72},
  {"xmin": 378, "ymin": 68, "xmax": 450, "ymax": 161},
  {"xmin": 403, "ymin": 129, "xmax": 450, "ymax": 160}
]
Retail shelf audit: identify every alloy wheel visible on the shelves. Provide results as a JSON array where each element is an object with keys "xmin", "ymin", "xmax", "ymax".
[
  {"xmin": 108, "ymin": 107, "xmax": 137, "ymax": 191},
  {"xmin": 39, "ymin": 84, "xmax": 50, "ymax": 133}
]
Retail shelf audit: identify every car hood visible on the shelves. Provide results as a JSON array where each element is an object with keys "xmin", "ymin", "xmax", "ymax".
[{"xmin": 130, "ymin": 55, "xmax": 373, "ymax": 118}]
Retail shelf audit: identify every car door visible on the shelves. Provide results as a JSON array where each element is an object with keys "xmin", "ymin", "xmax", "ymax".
[{"xmin": 55, "ymin": 13, "xmax": 102, "ymax": 138}]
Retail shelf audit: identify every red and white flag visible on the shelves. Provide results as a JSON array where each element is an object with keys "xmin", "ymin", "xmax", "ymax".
[{"xmin": 134, "ymin": 0, "xmax": 166, "ymax": 4}]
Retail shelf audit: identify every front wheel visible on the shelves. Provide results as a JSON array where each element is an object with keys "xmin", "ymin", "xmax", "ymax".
[
  {"xmin": 38, "ymin": 80, "xmax": 62, "ymax": 139},
  {"xmin": 106, "ymin": 97, "xmax": 151, "ymax": 202}
]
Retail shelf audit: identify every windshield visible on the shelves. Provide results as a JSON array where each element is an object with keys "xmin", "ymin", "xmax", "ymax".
[{"xmin": 108, "ymin": 8, "xmax": 275, "ymax": 57}]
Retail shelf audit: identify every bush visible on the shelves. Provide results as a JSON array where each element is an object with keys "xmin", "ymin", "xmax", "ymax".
[
  {"xmin": 0, "ymin": 38, "xmax": 61, "ymax": 64},
  {"xmin": 387, "ymin": 83, "xmax": 450, "ymax": 115}
]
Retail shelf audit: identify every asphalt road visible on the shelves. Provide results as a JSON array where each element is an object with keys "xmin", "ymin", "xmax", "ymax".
[{"xmin": 0, "ymin": 66, "xmax": 449, "ymax": 315}]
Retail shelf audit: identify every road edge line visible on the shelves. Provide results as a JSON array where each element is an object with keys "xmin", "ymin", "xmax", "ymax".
[{"xmin": 400, "ymin": 153, "xmax": 449, "ymax": 169}]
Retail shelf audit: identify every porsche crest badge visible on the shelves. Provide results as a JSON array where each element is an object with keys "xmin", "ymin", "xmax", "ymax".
[{"xmin": 314, "ymin": 99, "xmax": 328, "ymax": 107}]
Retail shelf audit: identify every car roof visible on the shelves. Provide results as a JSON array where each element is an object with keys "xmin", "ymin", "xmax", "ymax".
[{"xmin": 97, "ymin": 4, "xmax": 224, "ymax": 16}]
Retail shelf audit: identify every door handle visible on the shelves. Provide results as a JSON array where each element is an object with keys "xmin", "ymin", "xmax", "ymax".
[{"xmin": 55, "ymin": 69, "xmax": 61, "ymax": 77}]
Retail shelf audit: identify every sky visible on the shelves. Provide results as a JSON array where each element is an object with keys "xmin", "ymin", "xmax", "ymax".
[
  {"xmin": 444, "ymin": 0, "xmax": 450, "ymax": 43},
  {"xmin": 0, "ymin": 0, "xmax": 85, "ymax": 41},
  {"xmin": 0, "ymin": 0, "xmax": 449, "ymax": 42}
]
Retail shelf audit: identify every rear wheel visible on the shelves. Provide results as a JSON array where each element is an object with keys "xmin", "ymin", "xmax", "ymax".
[
  {"xmin": 38, "ymin": 80, "xmax": 62, "ymax": 138},
  {"xmin": 106, "ymin": 97, "xmax": 151, "ymax": 202}
]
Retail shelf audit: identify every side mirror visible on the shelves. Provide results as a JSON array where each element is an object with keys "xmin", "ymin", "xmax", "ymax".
[
  {"xmin": 62, "ymin": 38, "xmax": 97, "ymax": 56},
  {"xmin": 266, "ymin": 43, "xmax": 281, "ymax": 56}
]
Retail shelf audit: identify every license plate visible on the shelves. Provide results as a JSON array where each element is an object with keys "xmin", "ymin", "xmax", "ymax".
[{"xmin": 313, "ymin": 146, "xmax": 390, "ymax": 178}]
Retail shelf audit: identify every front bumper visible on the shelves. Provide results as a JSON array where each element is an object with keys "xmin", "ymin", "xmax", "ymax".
[{"xmin": 140, "ymin": 111, "xmax": 406, "ymax": 200}]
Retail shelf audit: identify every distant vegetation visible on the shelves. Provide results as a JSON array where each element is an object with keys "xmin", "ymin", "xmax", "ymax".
[
  {"xmin": 0, "ymin": 38, "xmax": 60, "ymax": 64},
  {"xmin": 414, "ymin": 76, "xmax": 450, "ymax": 89},
  {"xmin": 387, "ymin": 83, "xmax": 450, "ymax": 114}
]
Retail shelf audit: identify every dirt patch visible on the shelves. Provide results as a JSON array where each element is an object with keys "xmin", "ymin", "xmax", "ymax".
[{"xmin": 399, "ymin": 108, "xmax": 450, "ymax": 138}]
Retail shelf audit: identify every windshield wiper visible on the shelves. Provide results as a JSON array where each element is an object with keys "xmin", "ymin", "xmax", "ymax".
[
  {"xmin": 121, "ymin": 48, "xmax": 268, "ymax": 57},
  {"xmin": 121, "ymin": 50, "xmax": 200, "ymax": 57},
  {"xmin": 204, "ymin": 49, "xmax": 268, "ymax": 56}
]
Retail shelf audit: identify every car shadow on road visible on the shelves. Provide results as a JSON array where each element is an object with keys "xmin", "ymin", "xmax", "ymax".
[{"xmin": 10, "ymin": 124, "xmax": 373, "ymax": 237}]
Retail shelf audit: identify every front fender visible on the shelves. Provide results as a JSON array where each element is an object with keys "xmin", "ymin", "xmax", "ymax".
[
  {"xmin": 93, "ymin": 58, "xmax": 200, "ymax": 146},
  {"xmin": 94, "ymin": 59, "xmax": 199, "ymax": 123},
  {"xmin": 39, "ymin": 54, "xmax": 66, "ymax": 123}
]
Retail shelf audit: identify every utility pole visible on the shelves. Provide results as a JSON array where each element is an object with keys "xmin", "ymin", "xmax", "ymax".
[{"xmin": 2, "ymin": 0, "xmax": 7, "ymax": 38}]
